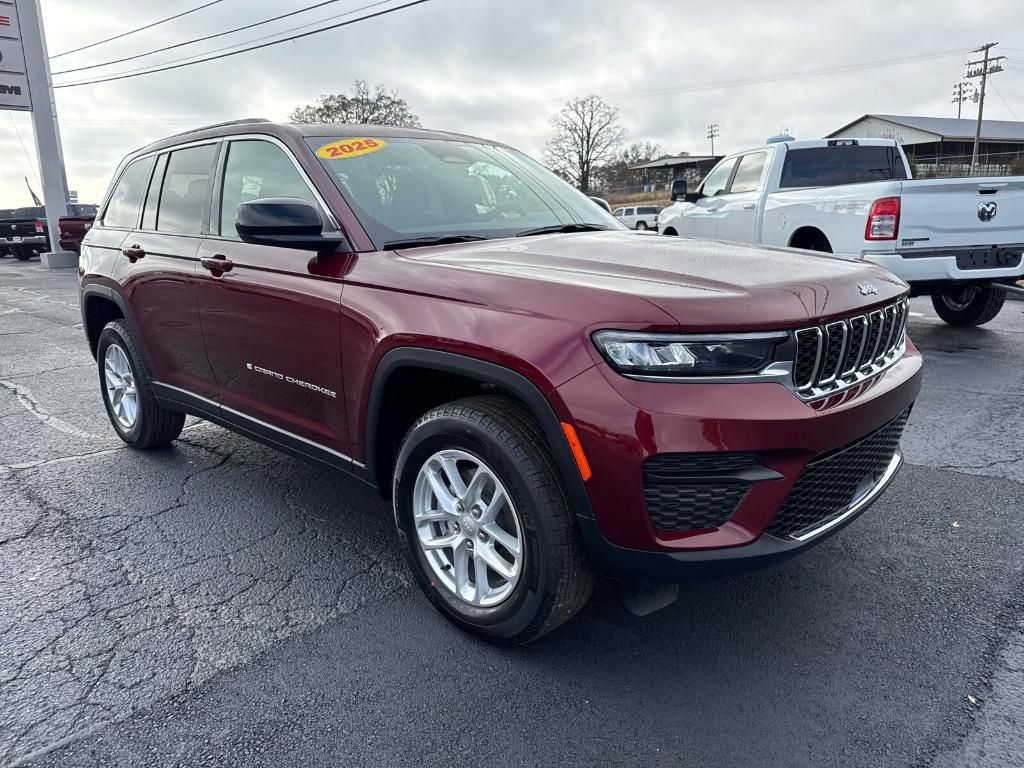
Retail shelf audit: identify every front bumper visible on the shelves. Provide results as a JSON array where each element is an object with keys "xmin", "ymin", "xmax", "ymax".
[
  {"xmin": 554, "ymin": 343, "xmax": 922, "ymax": 581},
  {"xmin": 577, "ymin": 451, "xmax": 902, "ymax": 581}
]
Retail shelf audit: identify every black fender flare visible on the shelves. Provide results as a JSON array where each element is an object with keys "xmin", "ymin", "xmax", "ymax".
[
  {"xmin": 80, "ymin": 284, "xmax": 155, "ymax": 374},
  {"xmin": 364, "ymin": 347, "xmax": 596, "ymax": 520}
]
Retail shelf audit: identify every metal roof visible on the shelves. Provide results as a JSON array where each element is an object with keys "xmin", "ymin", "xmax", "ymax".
[
  {"xmin": 828, "ymin": 114, "xmax": 1024, "ymax": 142},
  {"xmin": 629, "ymin": 155, "xmax": 722, "ymax": 170}
]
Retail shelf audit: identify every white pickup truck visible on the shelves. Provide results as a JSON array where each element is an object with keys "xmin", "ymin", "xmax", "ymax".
[{"xmin": 658, "ymin": 138, "xmax": 1024, "ymax": 326}]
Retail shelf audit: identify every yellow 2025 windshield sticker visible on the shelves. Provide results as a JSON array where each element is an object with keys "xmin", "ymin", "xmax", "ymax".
[{"xmin": 316, "ymin": 138, "xmax": 387, "ymax": 160}]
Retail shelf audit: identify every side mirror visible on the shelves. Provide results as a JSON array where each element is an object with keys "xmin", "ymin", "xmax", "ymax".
[
  {"xmin": 235, "ymin": 197, "xmax": 348, "ymax": 252},
  {"xmin": 670, "ymin": 179, "xmax": 688, "ymax": 202},
  {"xmin": 588, "ymin": 195, "xmax": 612, "ymax": 213}
]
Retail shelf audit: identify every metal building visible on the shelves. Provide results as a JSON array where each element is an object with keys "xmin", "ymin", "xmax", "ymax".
[{"xmin": 827, "ymin": 114, "xmax": 1024, "ymax": 177}]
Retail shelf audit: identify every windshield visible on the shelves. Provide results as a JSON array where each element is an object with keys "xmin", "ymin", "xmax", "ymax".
[{"xmin": 306, "ymin": 136, "xmax": 622, "ymax": 248}]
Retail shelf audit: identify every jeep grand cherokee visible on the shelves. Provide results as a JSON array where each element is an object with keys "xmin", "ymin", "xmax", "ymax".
[{"xmin": 79, "ymin": 119, "xmax": 922, "ymax": 643}]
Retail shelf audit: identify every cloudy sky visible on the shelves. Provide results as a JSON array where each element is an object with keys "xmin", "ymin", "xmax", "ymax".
[{"xmin": 2, "ymin": 0, "xmax": 1024, "ymax": 206}]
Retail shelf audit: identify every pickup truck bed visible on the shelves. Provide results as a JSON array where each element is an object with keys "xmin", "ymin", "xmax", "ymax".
[
  {"xmin": 659, "ymin": 139, "xmax": 1024, "ymax": 326},
  {"xmin": 1, "ymin": 206, "xmax": 49, "ymax": 261},
  {"xmin": 58, "ymin": 205, "xmax": 98, "ymax": 253}
]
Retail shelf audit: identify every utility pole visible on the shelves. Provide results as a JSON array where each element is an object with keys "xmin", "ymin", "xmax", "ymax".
[
  {"xmin": 951, "ymin": 81, "xmax": 977, "ymax": 119},
  {"xmin": 706, "ymin": 123, "xmax": 720, "ymax": 155},
  {"xmin": 966, "ymin": 42, "xmax": 1004, "ymax": 176}
]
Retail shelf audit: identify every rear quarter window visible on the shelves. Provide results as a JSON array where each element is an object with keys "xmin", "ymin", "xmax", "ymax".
[
  {"xmin": 103, "ymin": 157, "xmax": 156, "ymax": 229},
  {"xmin": 637, "ymin": 206, "xmax": 658, "ymax": 214}
]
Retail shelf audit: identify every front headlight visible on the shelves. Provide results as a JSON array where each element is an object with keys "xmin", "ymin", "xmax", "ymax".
[{"xmin": 592, "ymin": 331, "xmax": 786, "ymax": 377}]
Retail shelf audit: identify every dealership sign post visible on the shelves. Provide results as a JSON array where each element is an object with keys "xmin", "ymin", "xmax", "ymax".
[{"xmin": 1, "ymin": 0, "xmax": 75, "ymax": 268}]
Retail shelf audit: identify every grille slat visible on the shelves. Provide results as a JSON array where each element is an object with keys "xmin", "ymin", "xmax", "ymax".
[
  {"xmin": 841, "ymin": 316, "xmax": 868, "ymax": 376},
  {"xmin": 767, "ymin": 410, "xmax": 909, "ymax": 538},
  {"xmin": 791, "ymin": 299, "xmax": 908, "ymax": 400}
]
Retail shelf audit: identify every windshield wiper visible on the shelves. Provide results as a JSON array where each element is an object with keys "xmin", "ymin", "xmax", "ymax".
[
  {"xmin": 382, "ymin": 234, "xmax": 492, "ymax": 250},
  {"xmin": 515, "ymin": 223, "xmax": 613, "ymax": 237}
]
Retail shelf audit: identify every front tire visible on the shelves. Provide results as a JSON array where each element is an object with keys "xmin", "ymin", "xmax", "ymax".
[
  {"xmin": 96, "ymin": 320, "xmax": 185, "ymax": 447},
  {"xmin": 931, "ymin": 285, "xmax": 1006, "ymax": 326},
  {"xmin": 393, "ymin": 396, "xmax": 594, "ymax": 644}
]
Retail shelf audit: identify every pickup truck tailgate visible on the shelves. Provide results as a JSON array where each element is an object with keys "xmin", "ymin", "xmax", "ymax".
[{"xmin": 898, "ymin": 177, "xmax": 1024, "ymax": 250}]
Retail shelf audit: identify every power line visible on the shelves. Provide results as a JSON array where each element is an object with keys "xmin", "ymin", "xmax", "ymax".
[
  {"xmin": 54, "ymin": 0, "xmax": 431, "ymax": 89},
  {"xmin": 53, "ymin": 0, "xmax": 367, "ymax": 76},
  {"xmin": 6, "ymin": 113, "xmax": 41, "ymax": 188},
  {"xmin": 415, "ymin": 47, "xmax": 969, "ymax": 116},
  {"xmin": 54, "ymin": 0, "xmax": 395, "ymax": 88},
  {"xmin": 989, "ymin": 79, "xmax": 1019, "ymax": 121},
  {"xmin": 51, "ymin": 0, "xmax": 231, "ymax": 59}
]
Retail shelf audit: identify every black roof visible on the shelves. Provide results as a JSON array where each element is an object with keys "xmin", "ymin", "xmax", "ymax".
[{"xmin": 130, "ymin": 118, "xmax": 506, "ymax": 159}]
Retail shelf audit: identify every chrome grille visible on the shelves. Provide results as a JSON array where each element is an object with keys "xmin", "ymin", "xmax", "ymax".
[{"xmin": 792, "ymin": 298, "xmax": 909, "ymax": 400}]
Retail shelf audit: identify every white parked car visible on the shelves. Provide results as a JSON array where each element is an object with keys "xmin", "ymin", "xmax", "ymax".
[
  {"xmin": 659, "ymin": 138, "xmax": 1024, "ymax": 326},
  {"xmin": 612, "ymin": 205, "xmax": 660, "ymax": 230}
]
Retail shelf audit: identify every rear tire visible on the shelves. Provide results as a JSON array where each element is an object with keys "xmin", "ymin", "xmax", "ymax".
[
  {"xmin": 393, "ymin": 396, "xmax": 595, "ymax": 644},
  {"xmin": 11, "ymin": 246, "xmax": 34, "ymax": 261},
  {"xmin": 931, "ymin": 285, "xmax": 1006, "ymax": 326},
  {"xmin": 635, "ymin": 221, "xmax": 648, "ymax": 231},
  {"xmin": 96, "ymin": 320, "xmax": 185, "ymax": 448}
]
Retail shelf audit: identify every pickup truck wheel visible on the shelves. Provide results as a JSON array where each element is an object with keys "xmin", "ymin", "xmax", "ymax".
[
  {"xmin": 393, "ymin": 396, "xmax": 595, "ymax": 644},
  {"xmin": 931, "ymin": 286, "xmax": 1006, "ymax": 326},
  {"xmin": 635, "ymin": 221, "xmax": 648, "ymax": 231},
  {"xmin": 96, "ymin": 320, "xmax": 185, "ymax": 447},
  {"xmin": 11, "ymin": 246, "xmax": 34, "ymax": 261}
]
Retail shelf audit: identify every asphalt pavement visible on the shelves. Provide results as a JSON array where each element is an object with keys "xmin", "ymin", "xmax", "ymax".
[{"xmin": 1, "ymin": 258, "xmax": 1022, "ymax": 767}]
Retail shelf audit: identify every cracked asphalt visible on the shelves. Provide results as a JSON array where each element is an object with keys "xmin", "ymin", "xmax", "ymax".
[{"xmin": 2, "ymin": 258, "xmax": 1023, "ymax": 767}]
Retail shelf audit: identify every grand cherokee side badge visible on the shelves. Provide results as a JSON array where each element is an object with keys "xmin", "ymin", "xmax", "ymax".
[{"xmin": 858, "ymin": 284, "xmax": 878, "ymax": 296}]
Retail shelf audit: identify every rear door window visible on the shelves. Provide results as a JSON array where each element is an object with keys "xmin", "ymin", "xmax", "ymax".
[
  {"xmin": 729, "ymin": 152, "xmax": 768, "ymax": 194},
  {"xmin": 156, "ymin": 144, "xmax": 218, "ymax": 235},
  {"xmin": 780, "ymin": 145, "xmax": 908, "ymax": 188},
  {"xmin": 103, "ymin": 157, "xmax": 156, "ymax": 229}
]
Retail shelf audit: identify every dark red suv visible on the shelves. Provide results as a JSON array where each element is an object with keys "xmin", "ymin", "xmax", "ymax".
[{"xmin": 80, "ymin": 119, "xmax": 922, "ymax": 643}]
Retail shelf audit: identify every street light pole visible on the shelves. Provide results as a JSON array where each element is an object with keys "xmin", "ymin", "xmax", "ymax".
[{"xmin": 706, "ymin": 123, "xmax": 720, "ymax": 156}]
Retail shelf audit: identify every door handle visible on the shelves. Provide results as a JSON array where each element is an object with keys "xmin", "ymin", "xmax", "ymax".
[
  {"xmin": 121, "ymin": 244, "xmax": 145, "ymax": 262},
  {"xmin": 200, "ymin": 254, "xmax": 234, "ymax": 274},
  {"xmin": 742, "ymin": 203, "xmax": 757, "ymax": 210}
]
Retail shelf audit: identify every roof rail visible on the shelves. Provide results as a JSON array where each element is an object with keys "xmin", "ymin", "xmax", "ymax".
[{"xmin": 161, "ymin": 117, "xmax": 272, "ymax": 142}]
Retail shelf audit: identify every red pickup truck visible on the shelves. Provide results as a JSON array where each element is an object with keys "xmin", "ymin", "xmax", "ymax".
[
  {"xmin": 80, "ymin": 120, "xmax": 922, "ymax": 642},
  {"xmin": 59, "ymin": 204, "xmax": 99, "ymax": 253}
]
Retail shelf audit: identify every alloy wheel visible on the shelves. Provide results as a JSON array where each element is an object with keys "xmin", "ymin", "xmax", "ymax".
[
  {"xmin": 412, "ymin": 449, "xmax": 523, "ymax": 608},
  {"xmin": 940, "ymin": 287, "xmax": 979, "ymax": 311},
  {"xmin": 103, "ymin": 343, "xmax": 138, "ymax": 429}
]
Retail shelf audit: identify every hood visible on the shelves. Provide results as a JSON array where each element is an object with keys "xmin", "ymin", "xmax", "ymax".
[{"xmin": 403, "ymin": 231, "xmax": 907, "ymax": 331}]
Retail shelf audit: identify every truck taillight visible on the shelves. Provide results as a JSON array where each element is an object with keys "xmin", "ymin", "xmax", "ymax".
[
  {"xmin": 865, "ymin": 197, "xmax": 900, "ymax": 240},
  {"xmin": 34, "ymin": 220, "xmax": 45, "ymax": 234}
]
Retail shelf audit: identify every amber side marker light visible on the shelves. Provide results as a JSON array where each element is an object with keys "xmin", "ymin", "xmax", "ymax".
[{"xmin": 560, "ymin": 422, "xmax": 592, "ymax": 481}]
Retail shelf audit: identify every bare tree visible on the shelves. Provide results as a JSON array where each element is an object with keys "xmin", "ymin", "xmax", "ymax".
[
  {"xmin": 290, "ymin": 80, "xmax": 421, "ymax": 127},
  {"xmin": 597, "ymin": 140, "xmax": 663, "ymax": 190},
  {"xmin": 543, "ymin": 96, "xmax": 626, "ymax": 193}
]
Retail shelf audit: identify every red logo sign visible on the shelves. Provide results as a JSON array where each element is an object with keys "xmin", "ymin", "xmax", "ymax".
[{"xmin": 0, "ymin": 15, "xmax": 11, "ymax": 26}]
